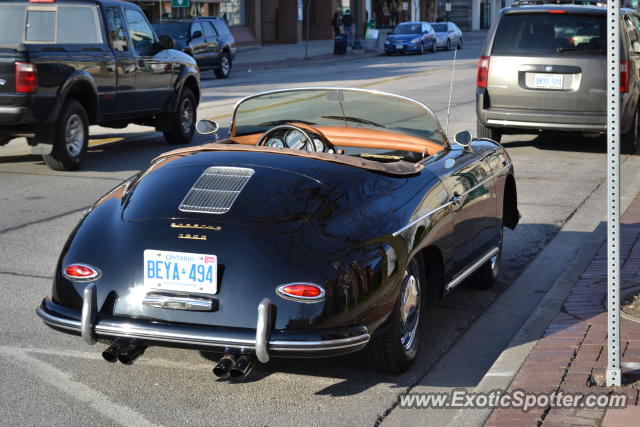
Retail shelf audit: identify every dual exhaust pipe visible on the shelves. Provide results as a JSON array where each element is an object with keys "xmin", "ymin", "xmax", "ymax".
[
  {"xmin": 102, "ymin": 342, "xmax": 146, "ymax": 365},
  {"xmin": 213, "ymin": 353, "xmax": 255, "ymax": 379}
]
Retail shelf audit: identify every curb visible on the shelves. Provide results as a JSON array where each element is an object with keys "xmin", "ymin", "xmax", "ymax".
[
  {"xmin": 233, "ymin": 51, "xmax": 381, "ymax": 72},
  {"xmin": 448, "ymin": 154, "xmax": 640, "ymax": 427}
]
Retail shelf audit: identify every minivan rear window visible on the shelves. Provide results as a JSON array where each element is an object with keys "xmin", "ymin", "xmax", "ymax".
[{"xmin": 492, "ymin": 13, "xmax": 605, "ymax": 56}]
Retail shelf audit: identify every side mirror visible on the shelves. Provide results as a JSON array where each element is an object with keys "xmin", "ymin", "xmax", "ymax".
[
  {"xmin": 191, "ymin": 30, "xmax": 203, "ymax": 39},
  {"xmin": 196, "ymin": 119, "xmax": 219, "ymax": 135},
  {"xmin": 158, "ymin": 35, "xmax": 174, "ymax": 50},
  {"xmin": 454, "ymin": 130, "xmax": 473, "ymax": 151}
]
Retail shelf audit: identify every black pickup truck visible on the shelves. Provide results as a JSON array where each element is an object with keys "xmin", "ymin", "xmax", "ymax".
[{"xmin": 0, "ymin": 0, "xmax": 200, "ymax": 170}]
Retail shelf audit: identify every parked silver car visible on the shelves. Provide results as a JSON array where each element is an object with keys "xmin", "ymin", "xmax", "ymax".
[
  {"xmin": 476, "ymin": 4, "xmax": 640, "ymax": 154},
  {"xmin": 430, "ymin": 22, "xmax": 463, "ymax": 50}
]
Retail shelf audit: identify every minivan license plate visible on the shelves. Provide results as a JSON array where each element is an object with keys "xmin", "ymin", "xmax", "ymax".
[
  {"xmin": 143, "ymin": 250, "xmax": 218, "ymax": 294},
  {"xmin": 534, "ymin": 73, "xmax": 563, "ymax": 90}
]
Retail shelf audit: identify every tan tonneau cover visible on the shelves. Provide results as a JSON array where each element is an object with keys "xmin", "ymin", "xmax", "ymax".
[{"xmin": 154, "ymin": 142, "xmax": 424, "ymax": 176}]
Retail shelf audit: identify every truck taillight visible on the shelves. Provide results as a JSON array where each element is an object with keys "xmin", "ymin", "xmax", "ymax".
[
  {"xmin": 15, "ymin": 62, "xmax": 37, "ymax": 93},
  {"xmin": 621, "ymin": 60, "xmax": 629, "ymax": 93},
  {"xmin": 477, "ymin": 56, "xmax": 490, "ymax": 88}
]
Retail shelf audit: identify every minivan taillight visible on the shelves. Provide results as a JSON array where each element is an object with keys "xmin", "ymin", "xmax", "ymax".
[
  {"xmin": 620, "ymin": 60, "xmax": 629, "ymax": 93},
  {"xmin": 15, "ymin": 62, "xmax": 37, "ymax": 93},
  {"xmin": 477, "ymin": 56, "xmax": 490, "ymax": 88}
]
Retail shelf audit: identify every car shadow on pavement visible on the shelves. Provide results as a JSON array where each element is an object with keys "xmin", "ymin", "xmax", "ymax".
[{"xmin": 502, "ymin": 134, "xmax": 607, "ymax": 154}]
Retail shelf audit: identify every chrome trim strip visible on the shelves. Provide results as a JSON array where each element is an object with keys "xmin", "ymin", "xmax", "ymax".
[
  {"xmin": 392, "ymin": 201, "xmax": 453, "ymax": 237},
  {"xmin": 486, "ymin": 119, "xmax": 604, "ymax": 131},
  {"xmin": 255, "ymin": 298, "xmax": 272, "ymax": 363},
  {"xmin": 392, "ymin": 162, "xmax": 511, "ymax": 237},
  {"xmin": 142, "ymin": 294, "xmax": 213, "ymax": 311},
  {"xmin": 36, "ymin": 303, "xmax": 369, "ymax": 353},
  {"xmin": 444, "ymin": 247, "xmax": 500, "ymax": 292},
  {"xmin": 81, "ymin": 283, "xmax": 97, "ymax": 345}
]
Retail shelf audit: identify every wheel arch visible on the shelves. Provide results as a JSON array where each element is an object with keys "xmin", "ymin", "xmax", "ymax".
[
  {"xmin": 415, "ymin": 244, "xmax": 446, "ymax": 299},
  {"xmin": 52, "ymin": 73, "xmax": 99, "ymax": 124},
  {"xmin": 503, "ymin": 173, "xmax": 519, "ymax": 230}
]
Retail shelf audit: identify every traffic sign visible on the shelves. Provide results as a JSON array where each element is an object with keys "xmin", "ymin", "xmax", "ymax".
[{"xmin": 171, "ymin": 0, "xmax": 190, "ymax": 8}]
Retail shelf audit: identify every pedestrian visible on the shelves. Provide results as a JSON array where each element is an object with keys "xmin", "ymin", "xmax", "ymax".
[
  {"xmin": 342, "ymin": 9, "xmax": 354, "ymax": 47},
  {"xmin": 331, "ymin": 7, "xmax": 343, "ymax": 37}
]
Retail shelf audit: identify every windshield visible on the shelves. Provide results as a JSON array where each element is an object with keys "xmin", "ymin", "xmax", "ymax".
[
  {"xmin": 152, "ymin": 22, "xmax": 190, "ymax": 39},
  {"xmin": 431, "ymin": 23, "xmax": 448, "ymax": 33},
  {"xmin": 232, "ymin": 89, "xmax": 446, "ymax": 161},
  {"xmin": 392, "ymin": 23, "xmax": 422, "ymax": 34}
]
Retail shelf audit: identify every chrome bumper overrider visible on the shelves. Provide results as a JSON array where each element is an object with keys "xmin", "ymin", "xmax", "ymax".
[{"xmin": 36, "ymin": 298, "xmax": 370, "ymax": 359}]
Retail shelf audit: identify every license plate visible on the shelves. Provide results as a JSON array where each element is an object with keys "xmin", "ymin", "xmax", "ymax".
[
  {"xmin": 534, "ymin": 73, "xmax": 564, "ymax": 90},
  {"xmin": 143, "ymin": 250, "xmax": 218, "ymax": 295},
  {"xmin": 396, "ymin": 43, "xmax": 403, "ymax": 49}
]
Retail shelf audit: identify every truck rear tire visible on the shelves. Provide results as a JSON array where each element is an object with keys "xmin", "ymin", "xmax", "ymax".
[
  {"xmin": 477, "ymin": 122, "xmax": 502, "ymax": 143},
  {"xmin": 163, "ymin": 88, "xmax": 196, "ymax": 145},
  {"xmin": 42, "ymin": 99, "xmax": 88, "ymax": 171}
]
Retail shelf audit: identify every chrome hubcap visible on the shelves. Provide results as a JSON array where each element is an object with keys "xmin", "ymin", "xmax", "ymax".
[
  {"xmin": 65, "ymin": 114, "xmax": 84, "ymax": 157},
  {"xmin": 221, "ymin": 56, "xmax": 230, "ymax": 75},
  {"xmin": 400, "ymin": 273, "xmax": 420, "ymax": 351},
  {"xmin": 180, "ymin": 98, "xmax": 194, "ymax": 135}
]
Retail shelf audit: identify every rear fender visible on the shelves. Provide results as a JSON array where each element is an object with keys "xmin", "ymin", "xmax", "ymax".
[{"xmin": 166, "ymin": 67, "xmax": 200, "ymax": 114}]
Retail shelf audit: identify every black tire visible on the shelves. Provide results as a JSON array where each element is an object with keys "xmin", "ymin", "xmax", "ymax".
[
  {"xmin": 446, "ymin": 39, "xmax": 451, "ymax": 50},
  {"xmin": 367, "ymin": 258, "xmax": 423, "ymax": 374},
  {"xmin": 214, "ymin": 52, "xmax": 232, "ymax": 79},
  {"xmin": 42, "ymin": 99, "xmax": 88, "ymax": 171},
  {"xmin": 163, "ymin": 88, "xmax": 196, "ymax": 145},
  {"xmin": 467, "ymin": 228, "xmax": 503, "ymax": 290},
  {"xmin": 457, "ymin": 38, "xmax": 463, "ymax": 49},
  {"xmin": 385, "ymin": 51, "xmax": 392, "ymax": 56},
  {"xmin": 418, "ymin": 42, "xmax": 425, "ymax": 55},
  {"xmin": 622, "ymin": 107, "xmax": 640, "ymax": 155},
  {"xmin": 431, "ymin": 40, "xmax": 437, "ymax": 53},
  {"xmin": 477, "ymin": 122, "xmax": 502, "ymax": 143}
]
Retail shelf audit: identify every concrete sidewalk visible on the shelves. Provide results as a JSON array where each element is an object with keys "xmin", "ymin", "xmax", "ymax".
[
  {"xmin": 486, "ymin": 195, "xmax": 640, "ymax": 426},
  {"xmin": 231, "ymin": 30, "xmax": 488, "ymax": 71}
]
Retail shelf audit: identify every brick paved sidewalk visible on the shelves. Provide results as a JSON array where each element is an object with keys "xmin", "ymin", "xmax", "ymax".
[{"xmin": 486, "ymin": 196, "xmax": 640, "ymax": 426}]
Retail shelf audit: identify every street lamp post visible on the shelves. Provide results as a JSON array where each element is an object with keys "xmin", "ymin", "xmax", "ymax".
[{"xmin": 352, "ymin": 0, "xmax": 363, "ymax": 50}]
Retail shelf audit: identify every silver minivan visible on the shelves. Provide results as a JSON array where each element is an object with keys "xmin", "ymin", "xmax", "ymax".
[{"xmin": 476, "ymin": 4, "xmax": 640, "ymax": 154}]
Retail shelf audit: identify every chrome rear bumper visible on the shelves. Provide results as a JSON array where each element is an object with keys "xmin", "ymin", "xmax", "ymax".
[{"xmin": 36, "ymin": 297, "xmax": 370, "ymax": 359}]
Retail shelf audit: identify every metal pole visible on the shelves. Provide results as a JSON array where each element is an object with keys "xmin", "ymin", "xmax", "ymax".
[
  {"xmin": 353, "ymin": 0, "xmax": 363, "ymax": 49},
  {"xmin": 606, "ymin": 0, "xmax": 621, "ymax": 387}
]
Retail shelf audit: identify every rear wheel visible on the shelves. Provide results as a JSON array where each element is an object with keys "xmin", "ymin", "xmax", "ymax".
[
  {"xmin": 446, "ymin": 39, "xmax": 451, "ymax": 50},
  {"xmin": 418, "ymin": 42, "xmax": 425, "ymax": 55},
  {"xmin": 622, "ymin": 107, "xmax": 640, "ymax": 155},
  {"xmin": 215, "ymin": 52, "xmax": 232, "ymax": 79},
  {"xmin": 431, "ymin": 40, "xmax": 437, "ymax": 53},
  {"xmin": 163, "ymin": 88, "xmax": 196, "ymax": 145},
  {"xmin": 477, "ymin": 122, "xmax": 502, "ymax": 143},
  {"xmin": 457, "ymin": 38, "xmax": 463, "ymax": 49},
  {"xmin": 467, "ymin": 227, "xmax": 503, "ymax": 290},
  {"xmin": 42, "ymin": 99, "xmax": 88, "ymax": 171},
  {"xmin": 367, "ymin": 258, "xmax": 423, "ymax": 374}
]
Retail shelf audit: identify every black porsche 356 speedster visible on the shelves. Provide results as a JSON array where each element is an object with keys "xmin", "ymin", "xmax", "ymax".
[{"xmin": 36, "ymin": 88, "xmax": 519, "ymax": 379}]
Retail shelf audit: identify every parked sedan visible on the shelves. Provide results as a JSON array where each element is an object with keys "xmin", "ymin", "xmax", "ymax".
[
  {"xmin": 153, "ymin": 17, "xmax": 236, "ymax": 79},
  {"xmin": 385, "ymin": 22, "xmax": 437, "ymax": 55},
  {"xmin": 430, "ymin": 22, "xmax": 463, "ymax": 50},
  {"xmin": 36, "ymin": 88, "xmax": 519, "ymax": 380}
]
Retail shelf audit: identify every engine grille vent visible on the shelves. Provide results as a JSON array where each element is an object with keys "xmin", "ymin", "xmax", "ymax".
[{"xmin": 179, "ymin": 166, "xmax": 255, "ymax": 214}]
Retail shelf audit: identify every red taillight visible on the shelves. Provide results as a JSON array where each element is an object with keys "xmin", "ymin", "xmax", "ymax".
[
  {"xmin": 15, "ymin": 62, "xmax": 37, "ymax": 93},
  {"xmin": 63, "ymin": 264, "xmax": 101, "ymax": 281},
  {"xmin": 621, "ymin": 60, "xmax": 629, "ymax": 93},
  {"xmin": 548, "ymin": 10, "xmax": 566, "ymax": 13},
  {"xmin": 276, "ymin": 283, "xmax": 325, "ymax": 301},
  {"xmin": 29, "ymin": 0, "xmax": 55, "ymax": 2},
  {"xmin": 477, "ymin": 56, "xmax": 490, "ymax": 88}
]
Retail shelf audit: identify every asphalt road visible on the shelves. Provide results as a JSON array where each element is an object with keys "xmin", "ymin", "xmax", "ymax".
[{"xmin": 0, "ymin": 37, "xmax": 632, "ymax": 426}]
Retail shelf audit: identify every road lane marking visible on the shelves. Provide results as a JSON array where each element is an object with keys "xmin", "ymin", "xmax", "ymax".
[{"xmin": 0, "ymin": 346, "xmax": 159, "ymax": 427}]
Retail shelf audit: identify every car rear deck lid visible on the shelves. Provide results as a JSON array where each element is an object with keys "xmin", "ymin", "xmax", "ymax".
[{"xmin": 179, "ymin": 166, "xmax": 255, "ymax": 214}]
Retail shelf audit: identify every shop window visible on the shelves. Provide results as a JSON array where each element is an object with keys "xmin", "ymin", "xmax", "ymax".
[{"xmin": 220, "ymin": 0, "xmax": 246, "ymax": 26}]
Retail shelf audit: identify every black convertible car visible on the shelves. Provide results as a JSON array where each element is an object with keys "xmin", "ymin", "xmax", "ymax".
[{"xmin": 36, "ymin": 88, "xmax": 519, "ymax": 379}]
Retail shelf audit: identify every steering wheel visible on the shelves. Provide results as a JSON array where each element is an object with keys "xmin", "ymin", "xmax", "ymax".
[{"xmin": 256, "ymin": 124, "xmax": 315, "ymax": 151}]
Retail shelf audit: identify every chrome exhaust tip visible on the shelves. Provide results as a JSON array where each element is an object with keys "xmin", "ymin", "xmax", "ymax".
[
  {"xmin": 229, "ymin": 355, "xmax": 255, "ymax": 379},
  {"xmin": 117, "ymin": 343, "xmax": 146, "ymax": 365},
  {"xmin": 213, "ymin": 353, "xmax": 238, "ymax": 379}
]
